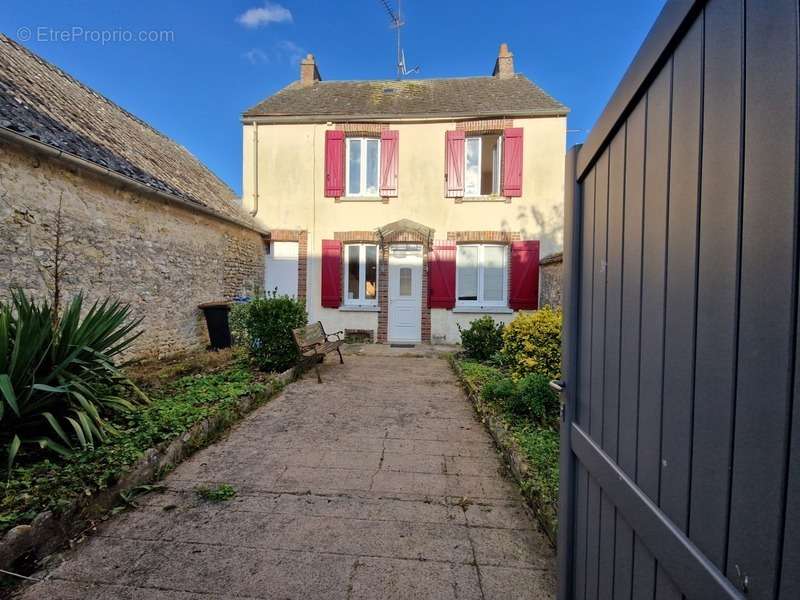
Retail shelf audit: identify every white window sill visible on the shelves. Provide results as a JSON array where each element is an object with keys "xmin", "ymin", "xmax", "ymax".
[
  {"xmin": 458, "ymin": 196, "xmax": 509, "ymax": 203},
  {"xmin": 340, "ymin": 305, "xmax": 380, "ymax": 312},
  {"xmin": 339, "ymin": 196, "xmax": 385, "ymax": 202},
  {"xmin": 452, "ymin": 306, "xmax": 513, "ymax": 314}
]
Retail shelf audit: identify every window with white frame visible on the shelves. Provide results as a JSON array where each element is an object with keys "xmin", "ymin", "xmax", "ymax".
[
  {"xmin": 456, "ymin": 244, "xmax": 508, "ymax": 307},
  {"xmin": 464, "ymin": 134, "xmax": 502, "ymax": 196},
  {"xmin": 345, "ymin": 243, "xmax": 378, "ymax": 305},
  {"xmin": 346, "ymin": 137, "xmax": 380, "ymax": 197}
]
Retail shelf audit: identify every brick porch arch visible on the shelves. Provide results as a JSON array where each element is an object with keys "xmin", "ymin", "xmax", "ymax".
[{"xmin": 376, "ymin": 219, "xmax": 434, "ymax": 344}]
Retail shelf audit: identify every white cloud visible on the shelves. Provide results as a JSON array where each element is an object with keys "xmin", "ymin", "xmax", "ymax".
[
  {"xmin": 276, "ymin": 40, "xmax": 304, "ymax": 64},
  {"xmin": 236, "ymin": 2, "xmax": 293, "ymax": 28},
  {"xmin": 242, "ymin": 48, "xmax": 269, "ymax": 64}
]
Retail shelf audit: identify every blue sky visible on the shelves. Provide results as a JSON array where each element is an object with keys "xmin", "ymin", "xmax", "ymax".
[{"xmin": 3, "ymin": 1, "xmax": 664, "ymax": 196}]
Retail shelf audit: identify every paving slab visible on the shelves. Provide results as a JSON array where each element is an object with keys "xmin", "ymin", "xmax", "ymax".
[{"xmin": 19, "ymin": 352, "xmax": 555, "ymax": 599}]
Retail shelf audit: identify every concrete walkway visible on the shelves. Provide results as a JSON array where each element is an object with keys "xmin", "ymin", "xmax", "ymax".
[{"xmin": 20, "ymin": 351, "xmax": 556, "ymax": 599}]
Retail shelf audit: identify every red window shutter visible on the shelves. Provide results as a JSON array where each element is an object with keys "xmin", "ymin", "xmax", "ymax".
[
  {"xmin": 325, "ymin": 130, "xmax": 345, "ymax": 197},
  {"xmin": 428, "ymin": 241, "xmax": 456, "ymax": 308},
  {"xmin": 502, "ymin": 127, "xmax": 523, "ymax": 197},
  {"xmin": 380, "ymin": 130, "xmax": 399, "ymax": 197},
  {"xmin": 321, "ymin": 240, "xmax": 342, "ymax": 307},
  {"xmin": 444, "ymin": 130, "xmax": 465, "ymax": 198},
  {"xmin": 509, "ymin": 240, "xmax": 540, "ymax": 310}
]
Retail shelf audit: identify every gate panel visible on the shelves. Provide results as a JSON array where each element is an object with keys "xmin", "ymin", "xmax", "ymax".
[
  {"xmin": 558, "ymin": 0, "xmax": 799, "ymax": 598},
  {"xmin": 612, "ymin": 100, "xmax": 647, "ymax": 600},
  {"xmin": 585, "ymin": 149, "xmax": 610, "ymax": 600},
  {"xmin": 598, "ymin": 126, "xmax": 626, "ymax": 600},
  {"xmin": 656, "ymin": 15, "xmax": 703, "ymax": 600},
  {"xmin": 688, "ymin": 0, "xmax": 741, "ymax": 571},
  {"xmin": 632, "ymin": 57, "xmax": 672, "ymax": 600},
  {"xmin": 726, "ymin": 1, "xmax": 798, "ymax": 596}
]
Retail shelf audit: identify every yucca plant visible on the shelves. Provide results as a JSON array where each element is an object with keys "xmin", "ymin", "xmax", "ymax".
[{"xmin": 0, "ymin": 289, "xmax": 147, "ymax": 473}]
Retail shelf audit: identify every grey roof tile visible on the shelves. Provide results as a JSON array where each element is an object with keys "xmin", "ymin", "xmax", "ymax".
[
  {"xmin": 244, "ymin": 75, "xmax": 568, "ymax": 119},
  {"xmin": 0, "ymin": 34, "xmax": 257, "ymax": 227}
]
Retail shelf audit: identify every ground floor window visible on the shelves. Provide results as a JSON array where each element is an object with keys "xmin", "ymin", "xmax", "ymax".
[
  {"xmin": 456, "ymin": 243, "xmax": 508, "ymax": 307},
  {"xmin": 345, "ymin": 243, "xmax": 378, "ymax": 305},
  {"xmin": 265, "ymin": 241, "xmax": 299, "ymax": 297}
]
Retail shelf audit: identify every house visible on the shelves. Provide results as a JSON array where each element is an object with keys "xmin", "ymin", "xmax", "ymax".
[
  {"xmin": 0, "ymin": 34, "xmax": 267, "ymax": 358},
  {"xmin": 242, "ymin": 44, "xmax": 567, "ymax": 344}
]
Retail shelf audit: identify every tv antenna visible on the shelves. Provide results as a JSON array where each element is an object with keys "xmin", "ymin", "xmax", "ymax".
[{"xmin": 379, "ymin": 0, "xmax": 420, "ymax": 79}]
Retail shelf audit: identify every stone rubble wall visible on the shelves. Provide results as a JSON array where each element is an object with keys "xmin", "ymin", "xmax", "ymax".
[
  {"xmin": 539, "ymin": 252, "xmax": 563, "ymax": 309},
  {"xmin": 0, "ymin": 144, "xmax": 265, "ymax": 360}
]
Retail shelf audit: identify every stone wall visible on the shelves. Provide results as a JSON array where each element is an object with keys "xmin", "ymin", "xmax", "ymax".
[
  {"xmin": 539, "ymin": 252, "xmax": 563, "ymax": 309},
  {"xmin": 0, "ymin": 144, "xmax": 265, "ymax": 359}
]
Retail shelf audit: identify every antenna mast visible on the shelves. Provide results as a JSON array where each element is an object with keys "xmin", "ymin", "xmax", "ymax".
[{"xmin": 379, "ymin": 0, "xmax": 419, "ymax": 79}]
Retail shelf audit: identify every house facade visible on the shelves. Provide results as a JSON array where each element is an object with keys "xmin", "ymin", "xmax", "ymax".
[{"xmin": 243, "ymin": 44, "xmax": 567, "ymax": 344}]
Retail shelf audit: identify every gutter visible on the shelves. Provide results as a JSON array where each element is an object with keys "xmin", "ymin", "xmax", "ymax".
[
  {"xmin": 249, "ymin": 120, "xmax": 258, "ymax": 216},
  {"xmin": 241, "ymin": 109, "xmax": 569, "ymax": 125},
  {"xmin": 0, "ymin": 126, "xmax": 269, "ymax": 236}
]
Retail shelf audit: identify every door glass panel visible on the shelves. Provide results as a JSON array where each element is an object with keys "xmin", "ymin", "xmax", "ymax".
[
  {"xmin": 465, "ymin": 137, "xmax": 480, "ymax": 196},
  {"xmin": 399, "ymin": 267, "xmax": 412, "ymax": 296},
  {"xmin": 347, "ymin": 245, "xmax": 360, "ymax": 300},
  {"xmin": 483, "ymin": 245, "xmax": 505, "ymax": 302},
  {"xmin": 365, "ymin": 139, "xmax": 379, "ymax": 195},
  {"xmin": 457, "ymin": 245, "xmax": 479, "ymax": 300},
  {"xmin": 348, "ymin": 139, "xmax": 361, "ymax": 195},
  {"xmin": 365, "ymin": 245, "xmax": 377, "ymax": 299}
]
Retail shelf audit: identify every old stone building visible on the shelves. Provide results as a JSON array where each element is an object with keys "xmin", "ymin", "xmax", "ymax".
[{"xmin": 0, "ymin": 34, "xmax": 267, "ymax": 359}]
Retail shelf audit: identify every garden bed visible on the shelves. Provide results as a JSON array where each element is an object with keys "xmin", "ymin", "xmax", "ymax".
[
  {"xmin": 450, "ymin": 355, "xmax": 559, "ymax": 546},
  {"xmin": 0, "ymin": 351, "xmax": 291, "ymax": 581}
]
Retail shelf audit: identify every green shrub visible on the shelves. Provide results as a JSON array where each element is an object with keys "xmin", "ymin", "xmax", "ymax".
[
  {"xmin": 513, "ymin": 425, "xmax": 560, "ymax": 509},
  {"xmin": 240, "ymin": 292, "xmax": 307, "ymax": 372},
  {"xmin": 501, "ymin": 307, "xmax": 562, "ymax": 380},
  {"xmin": 195, "ymin": 483, "xmax": 237, "ymax": 502},
  {"xmin": 457, "ymin": 316, "xmax": 504, "ymax": 362},
  {"xmin": 0, "ymin": 290, "xmax": 146, "ymax": 472},
  {"xmin": 457, "ymin": 360, "xmax": 503, "ymax": 392},
  {"xmin": 480, "ymin": 376, "xmax": 517, "ymax": 407},
  {"xmin": 511, "ymin": 373, "xmax": 559, "ymax": 425},
  {"xmin": 228, "ymin": 303, "xmax": 250, "ymax": 347}
]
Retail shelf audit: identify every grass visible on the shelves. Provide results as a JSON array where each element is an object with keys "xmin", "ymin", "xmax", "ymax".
[
  {"xmin": 195, "ymin": 483, "xmax": 237, "ymax": 503},
  {"xmin": 455, "ymin": 358, "xmax": 560, "ymax": 530},
  {"xmin": 0, "ymin": 356, "xmax": 274, "ymax": 534}
]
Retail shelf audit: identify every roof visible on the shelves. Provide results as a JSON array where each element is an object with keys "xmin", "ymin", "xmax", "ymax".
[
  {"xmin": 0, "ymin": 34, "xmax": 259, "ymax": 229},
  {"xmin": 244, "ymin": 75, "xmax": 568, "ymax": 120}
]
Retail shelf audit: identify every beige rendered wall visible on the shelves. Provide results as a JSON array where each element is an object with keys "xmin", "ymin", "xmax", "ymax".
[
  {"xmin": 243, "ymin": 116, "xmax": 565, "ymax": 341},
  {"xmin": 1, "ymin": 144, "xmax": 265, "ymax": 360}
]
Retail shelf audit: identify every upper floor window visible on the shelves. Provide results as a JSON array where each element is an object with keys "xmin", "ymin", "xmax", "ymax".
[
  {"xmin": 456, "ymin": 243, "xmax": 508, "ymax": 307},
  {"xmin": 464, "ymin": 134, "xmax": 502, "ymax": 196},
  {"xmin": 346, "ymin": 138, "xmax": 380, "ymax": 197},
  {"xmin": 345, "ymin": 243, "xmax": 378, "ymax": 305}
]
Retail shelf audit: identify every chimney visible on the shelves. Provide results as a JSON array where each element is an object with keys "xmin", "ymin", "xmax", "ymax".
[
  {"xmin": 300, "ymin": 53, "xmax": 321, "ymax": 85},
  {"xmin": 492, "ymin": 43, "xmax": 514, "ymax": 79}
]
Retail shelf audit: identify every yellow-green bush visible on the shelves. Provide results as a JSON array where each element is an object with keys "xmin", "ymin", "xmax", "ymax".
[{"xmin": 501, "ymin": 307, "xmax": 562, "ymax": 380}]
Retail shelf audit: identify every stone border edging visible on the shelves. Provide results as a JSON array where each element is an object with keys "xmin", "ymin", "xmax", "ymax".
[
  {"xmin": 448, "ymin": 355, "xmax": 558, "ymax": 547},
  {"xmin": 0, "ymin": 366, "xmax": 296, "ymax": 574}
]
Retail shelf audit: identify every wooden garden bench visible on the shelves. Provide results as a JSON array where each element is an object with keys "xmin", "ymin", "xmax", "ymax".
[{"xmin": 292, "ymin": 321, "xmax": 344, "ymax": 383}]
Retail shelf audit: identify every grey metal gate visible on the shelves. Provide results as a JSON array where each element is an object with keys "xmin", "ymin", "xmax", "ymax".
[{"xmin": 557, "ymin": 1, "xmax": 799, "ymax": 598}]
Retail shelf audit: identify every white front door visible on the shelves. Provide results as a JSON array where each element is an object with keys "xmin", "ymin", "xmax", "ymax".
[
  {"xmin": 266, "ymin": 241, "xmax": 299, "ymax": 297},
  {"xmin": 388, "ymin": 244, "xmax": 422, "ymax": 343}
]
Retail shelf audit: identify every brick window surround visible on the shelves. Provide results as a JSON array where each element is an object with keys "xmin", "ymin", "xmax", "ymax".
[
  {"xmin": 267, "ymin": 229, "xmax": 307, "ymax": 304},
  {"xmin": 455, "ymin": 118, "xmax": 514, "ymax": 133},
  {"xmin": 447, "ymin": 231, "xmax": 521, "ymax": 309}
]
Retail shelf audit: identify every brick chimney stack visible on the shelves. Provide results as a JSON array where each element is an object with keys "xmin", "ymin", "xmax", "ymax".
[
  {"xmin": 493, "ymin": 43, "xmax": 514, "ymax": 79},
  {"xmin": 300, "ymin": 54, "xmax": 321, "ymax": 85}
]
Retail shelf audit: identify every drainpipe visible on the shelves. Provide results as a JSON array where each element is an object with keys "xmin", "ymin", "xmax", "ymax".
[{"xmin": 249, "ymin": 120, "xmax": 259, "ymax": 216}]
